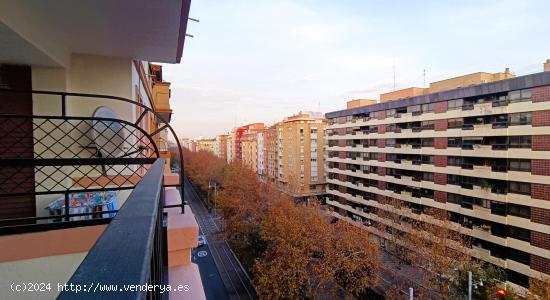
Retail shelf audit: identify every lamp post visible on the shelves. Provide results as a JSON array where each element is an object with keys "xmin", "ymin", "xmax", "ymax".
[{"xmin": 468, "ymin": 271, "xmax": 484, "ymax": 300}]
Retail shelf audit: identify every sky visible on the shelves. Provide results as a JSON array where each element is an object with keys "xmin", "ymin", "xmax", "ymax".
[{"xmin": 162, "ymin": 0, "xmax": 550, "ymax": 139}]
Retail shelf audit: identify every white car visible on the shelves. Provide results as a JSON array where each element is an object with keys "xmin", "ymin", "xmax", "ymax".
[{"xmin": 197, "ymin": 235, "xmax": 207, "ymax": 247}]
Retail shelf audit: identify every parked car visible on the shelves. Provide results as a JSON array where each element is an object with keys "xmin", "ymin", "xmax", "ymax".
[{"xmin": 197, "ymin": 235, "xmax": 207, "ymax": 247}]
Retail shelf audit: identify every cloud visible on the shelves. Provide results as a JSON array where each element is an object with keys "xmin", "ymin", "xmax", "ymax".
[{"xmin": 162, "ymin": 0, "xmax": 550, "ymax": 138}]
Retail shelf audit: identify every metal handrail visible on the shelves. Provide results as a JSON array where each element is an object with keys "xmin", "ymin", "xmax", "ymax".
[
  {"xmin": 58, "ymin": 159, "xmax": 166, "ymax": 300},
  {"xmin": 0, "ymin": 88, "xmax": 185, "ymax": 231}
]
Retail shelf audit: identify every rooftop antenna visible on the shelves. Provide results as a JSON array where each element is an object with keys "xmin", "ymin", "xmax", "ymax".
[{"xmin": 393, "ymin": 57, "xmax": 396, "ymax": 91}]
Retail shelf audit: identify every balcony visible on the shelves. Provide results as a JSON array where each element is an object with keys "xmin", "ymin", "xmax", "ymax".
[
  {"xmin": 492, "ymin": 144, "xmax": 508, "ymax": 151},
  {"xmin": 461, "ymin": 163, "xmax": 474, "ymax": 170},
  {"xmin": 0, "ymin": 90, "xmax": 201, "ymax": 299},
  {"xmin": 462, "ymin": 124, "xmax": 474, "ymax": 130},
  {"xmin": 462, "ymin": 103, "xmax": 474, "ymax": 111},
  {"xmin": 152, "ymin": 81, "xmax": 173, "ymax": 122},
  {"xmin": 491, "ymin": 122, "xmax": 508, "ymax": 129}
]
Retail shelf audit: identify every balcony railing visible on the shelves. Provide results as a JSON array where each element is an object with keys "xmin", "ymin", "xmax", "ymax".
[
  {"xmin": 492, "ymin": 122, "xmax": 508, "ymax": 129},
  {"xmin": 0, "ymin": 89, "xmax": 185, "ymax": 231},
  {"xmin": 58, "ymin": 159, "xmax": 167, "ymax": 300},
  {"xmin": 492, "ymin": 144, "xmax": 508, "ymax": 151},
  {"xmin": 462, "ymin": 124, "xmax": 474, "ymax": 130}
]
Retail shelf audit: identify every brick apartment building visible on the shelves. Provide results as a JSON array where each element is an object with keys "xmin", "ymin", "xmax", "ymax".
[{"xmin": 325, "ymin": 62, "xmax": 550, "ymax": 289}]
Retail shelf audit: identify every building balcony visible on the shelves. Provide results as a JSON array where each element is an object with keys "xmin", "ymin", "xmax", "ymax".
[
  {"xmin": 0, "ymin": 89, "xmax": 203, "ymax": 299},
  {"xmin": 152, "ymin": 81, "xmax": 173, "ymax": 122}
]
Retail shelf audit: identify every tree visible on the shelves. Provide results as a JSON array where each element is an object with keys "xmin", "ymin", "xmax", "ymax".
[
  {"xmin": 404, "ymin": 207, "xmax": 474, "ymax": 298},
  {"xmin": 254, "ymin": 199, "xmax": 380, "ymax": 299},
  {"xmin": 526, "ymin": 276, "xmax": 550, "ymax": 300},
  {"xmin": 216, "ymin": 163, "xmax": 271, "ymax": 269},
  {"xmin": 375, "ymin": 200, "xmax": 475, "ymax": 299},
  {"xmin": 182, "ymin": 148, "xmax": 225, "ymax": 201},
  {"xmin": 455, "ymin": 264, "xmax": 506, "ymax": 299}
]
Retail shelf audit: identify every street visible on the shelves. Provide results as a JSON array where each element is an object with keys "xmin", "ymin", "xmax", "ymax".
[
  {"xmin": 191, "ymin": 230, "xmax": 229, "ymax": 300},
  {"xmin": 184, "ymin": 177, "xmax": 258, "ymax": 300}
]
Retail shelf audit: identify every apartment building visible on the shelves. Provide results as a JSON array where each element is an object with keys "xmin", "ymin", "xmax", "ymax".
[
  {"xmin": 266, "ymin": 125, "xmax": 278, "ymax": 183},
  {"xmin": 257, "ymin": 130, "xmax": 268, "ymax": 180},
  {"xmin": 196, "ymin": 138, "xmax": 216, "ymax": 153},
  {"xmin": 150, "ymin": 64, "xmax": 173, "ymax": 173},
  {"xmin": 214, "ymin": 134, "xmax": 228, "ymax": 161},
  {"xmin": 0, "ymin": 1, "xmax": 205, "ymax": 299},
  {"xmin": 242, "ymin": 127, "xmax": 267, "ymax": 174},
  {"xmin": 227, "ymin": 128, "xmax": 236, "ymax": 163},
  {"xmin": 181, "ymin": 138, "xmax": 197, "ymax": 152},
  {"xmin": 276, "ymin": 112, "xmax": 327, "ymax": 199},
  {"xmin": 325, "ymin": 64, "xmax": 550, "ymax": 289},
  {"xmin": 235, "ymin": 123, "xmax": 264, "ymax": 160}
]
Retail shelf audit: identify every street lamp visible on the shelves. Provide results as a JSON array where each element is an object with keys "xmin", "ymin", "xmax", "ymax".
[{"xmin": 468, "ymin": 271, "xmax": 484, "ymax": 300}]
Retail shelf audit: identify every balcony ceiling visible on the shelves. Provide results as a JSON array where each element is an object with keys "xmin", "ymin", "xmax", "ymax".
[{"xmin": 0, "ymin": 0, "xmax": 191, "ymax": 67}]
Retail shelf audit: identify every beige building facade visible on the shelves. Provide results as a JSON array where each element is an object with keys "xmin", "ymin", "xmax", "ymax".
[
  {"xmin": 214, "ymin": 134, "xmax": 228, "ymax": 161},
  {"xmin": 195, "ymin": 138, "xmax": 216, "ymax": 154},
  {"xmin": 276, "ymin": 112, "xmax": 327, "ymax": 199}
]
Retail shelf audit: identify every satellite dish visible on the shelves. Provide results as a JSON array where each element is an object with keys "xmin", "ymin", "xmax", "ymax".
[{"xmin": 91, "ymin": 106, "xmax": 126, "ymax": 158}]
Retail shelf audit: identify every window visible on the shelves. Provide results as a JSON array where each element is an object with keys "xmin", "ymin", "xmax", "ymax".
[
  {"xmin": 448, "ymin": 118, "xmax": 463, "ymax": 129},
  {"xmin": 422, "ymin": 172, "xmax": 434, "ymax": 182},
  {"xmin": 346, "ymin": 116, "xmax": 353, "ymax": 122},
  {"xmin": 509, "ymin": 181, "xmax": 531, "ymax": 195},
  {"xmin": 448, "ymin": 193, "xmax": 461, "ymax": 204},
  {"xmin": 421, "ymin": 155, "xmax": 433, "ymax": 164},
  {"xmin": 473, "ymin": 198, "xmax": 491, "ymax": 209},
  {"xmin": 311, "ymin": 128, "xmax": 317, "ymax": 134},
  {"xmin": 508, "ymin": 204, "xmax": 530, "ymax": 219},
  {"xmin": 509, "ymin": 136, "xmax": 531, "ymax": 148},
  {"xmin": 448, "ymin": 99, "xmax": 463, "ymax": 110},
  {"xmin": 506, "ymin": 270, "xmax": 529, "ymax": 288},
  {"xmin": 509, "ymin": 112, "xmax": 531, "ymax": 126},
  {"xmin": 421, "ymin": 120, "xmax": 435, "ymax": 130},
  {"xmin": 448, "ymin": 137, "xmax": 462, "ymax": 147},
  {"xmin": 509, "ymin": 159, "xmax": 531, "ymax": 172},
  {"xmin": 421, "ymin": 103, "xmax": 434, "ymax": 113},
  {"xmin": 408, "ymin": 105, "xmax": 421, "ymax": 112},
  {"xmin": 507, "ymin": 248, "xmax": 530, "ymax": 265},
  {"xmin": 491, "ymin": 201, "xmax": 507, "ymax": 216},
  {"xmin": 386, "ymin": 109, "xmax": 396, "ymax": 118},
  {"xmin": 508, "ymin": 226, "xmax": 530, "ymax": 242},
  {"xmin": 422, "ymin": 138, "xmax": 434, "ymax": 147},
  {"xmin": 508, "ymin": 89, "xmax": 532, "ymax": 103},
  {"xmin": 448, "ymin": 175, "xmax": 461, "ymax": 185},
  {"xmin": 448, "ymin": 156, "xmax": 462, "ymax": 167}
]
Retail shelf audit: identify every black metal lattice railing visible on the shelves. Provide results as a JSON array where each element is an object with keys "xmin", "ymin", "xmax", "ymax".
[
  {"xmin": 0, "ymin": 89, "xmax": 184, "ymax": 232},
  {"xmin": 58, "ymin": 159, "xmax": 168, "ymax": 300}
]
